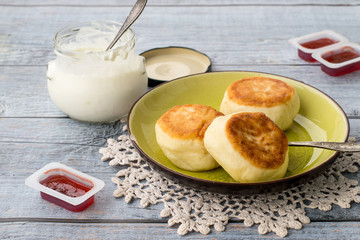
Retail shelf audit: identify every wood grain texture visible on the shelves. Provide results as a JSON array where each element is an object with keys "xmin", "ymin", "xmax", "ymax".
[
  {"xmin": 0, "ymin": 118, "xmax": 125, "ymax": 145},
  {"xmin": 1, "ymin": 171, "xmax": 359, "ymax": 221},
  {"xmin": 1, "ymin": 173, "xmax": 164, "ymax": 221},
  {"xmin": 1, "ymin": 222, "xmax": 360, "ymax": 240},
  {"xmin": 1, "ymin": 65, "xmax": 360, "ymax": 118},
  {"xmin": 1, "ymin": 141, "xmax": 360, "ymax": 222},
  {"xmin": 1, "ymin": 0, "xmax": 360, "ymax": 238},
  {"xmin": 1, "ymin": 5, "xmax": 360, "ymax": 66},
  {"xmin": 2, "ymin": 0, "xmax": 360, "ymax": 6}
]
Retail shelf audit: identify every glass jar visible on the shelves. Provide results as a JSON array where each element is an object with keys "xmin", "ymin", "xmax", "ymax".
[{"xmin": 47, "ymin": 21, "xmax": 147, "ymax": 123}]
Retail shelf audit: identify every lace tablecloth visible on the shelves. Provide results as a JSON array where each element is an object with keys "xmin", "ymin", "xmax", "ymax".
[{"xmin": 99, "ymin": 126, "xmax": 360, "ymax": 237}]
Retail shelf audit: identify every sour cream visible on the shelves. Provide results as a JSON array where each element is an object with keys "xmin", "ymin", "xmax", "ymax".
[{"xmin": 47, "ymin": 21, "xmax": 147, "ymax": 123}]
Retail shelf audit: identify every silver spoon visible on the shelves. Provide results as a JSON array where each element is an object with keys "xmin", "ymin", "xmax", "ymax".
[
  {"xmin": 288, "ymin": 141, "xmax": 360, "ymax": 152},
  {"xmin": 106, "ymin": 0, "xmax": 147, "ymax": 51}
]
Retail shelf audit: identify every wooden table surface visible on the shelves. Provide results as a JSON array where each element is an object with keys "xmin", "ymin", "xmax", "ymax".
[{"xmin": 1, "ymin": 0, "xmax": 360, "ymax": 239}]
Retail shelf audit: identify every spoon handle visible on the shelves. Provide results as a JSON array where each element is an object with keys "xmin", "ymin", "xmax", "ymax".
[
  {"xmin": 288, "ymin": 141, "xmax": 360, "ymax": 152},
  {"xmin": 106, "ymin": 0, "xmax": 147, "ymax": 50}
]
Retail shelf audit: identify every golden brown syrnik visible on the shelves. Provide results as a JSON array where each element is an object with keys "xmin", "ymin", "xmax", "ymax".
[
  {"xmin": 155, "ymin": 104, "xmax": 223, "ymax": 171},
  {"xmin": 220, "ymin": 76, "xmax": 300, "ymax": 130},
  {"xmin": 204, "ymin": 112, "xmax": 289, "ymax": 183}
]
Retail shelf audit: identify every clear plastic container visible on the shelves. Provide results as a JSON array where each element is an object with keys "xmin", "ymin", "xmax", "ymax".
[
  {"xmin": 47, "ymin": 21, "xmax": 147, "ymax": 123},
  {"xmin": 25, "ymin": 162, "xmax": 105, "ymax": 212},
  {"xmin": 312, "ymin": 43, "xmax": 360, "ymax": 76},
  {"xmin": 289, "ymin": 30, "xmax": 348, "ymax": 62}
]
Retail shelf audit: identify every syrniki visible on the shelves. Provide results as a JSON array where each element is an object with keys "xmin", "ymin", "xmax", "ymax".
[
  {"xmin": 220, "ymin": 76, "xmax": 300, "ymax": 131},
  {"xmin": 155, "ymin": 104, "xmax": 223, "ymax": 171},
  {"xmin": 204, "ymin": 112, "xmax": 289, "ymax": 183}
]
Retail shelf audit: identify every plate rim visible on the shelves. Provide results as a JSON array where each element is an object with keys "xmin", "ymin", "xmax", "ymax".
[
  {"xmin": 140, "ymin": 46, "xmax": 212, "ymax": 87},
  {"xmin": 127, "ymin": 70, "xmax": 350, "ymax": 189}
]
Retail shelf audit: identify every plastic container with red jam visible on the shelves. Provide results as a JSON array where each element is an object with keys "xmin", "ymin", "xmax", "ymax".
[
  {"xmin": 288, "ymin": 30, "xmax": 348, "ymax": 62},
  {"xmin": 312, "ymin": 43, "xmax": 360, "ymax": 76},
  {"xmin": 25, "ymin": 162, "xmax": 105, "ymax": 212}
]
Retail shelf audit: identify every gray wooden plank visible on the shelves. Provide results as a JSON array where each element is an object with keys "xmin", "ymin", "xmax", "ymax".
[
  {"xmin": 0, "ymin": 118, "xmax": 126, "ymax": 145},
  {"xmin": 0, "ymin": 0, "xmax": 360, "ymax": 7},
  {"xmin": 1, "ymin": 1, "xmax": 359, "ymax": 239},
  {"xmin": 1, "ymin": 66, "xmax": 360, "ymax": 118},
  {"xmin": 0, "ymin": 142, "xmax": 110, "ymax": 173},
  {"xmin": 0, "ymin": 66, "xmax": 64, "ymax": 118},
  {"xmin": 0, "ymin": 140, "xmax": 359, "ymax": 221},
  {"xmin": 1, "ymin": 5, "xmax": 360, "ymax": 66},
  {"xmin": 1, "ymin": 221, "xmax": 360, "ymax": 240},
  {"xmin": 0, "ymin": 173, "xmax": 164, "ymax": 221},
  {"xmin": 2, "ymin": 0, "xmax": 360, "ymax": 6},
  {"xmin": 4, "ymin": 172, "xmax": 360, "ymax": 221}
]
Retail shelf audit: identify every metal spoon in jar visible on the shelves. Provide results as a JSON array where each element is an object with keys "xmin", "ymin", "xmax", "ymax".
[
  {"xmin": 288, "ymin": 141, "xmax": 360, "ymax": 152},
  {"xmin": 106, "ymin": 0, "xmax": 147, "ymax": 51}
]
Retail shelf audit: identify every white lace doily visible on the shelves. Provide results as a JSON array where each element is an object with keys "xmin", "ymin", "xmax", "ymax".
[{"xmin": 99, "ymin": 126, "xmax": 360, "ymax": 238}]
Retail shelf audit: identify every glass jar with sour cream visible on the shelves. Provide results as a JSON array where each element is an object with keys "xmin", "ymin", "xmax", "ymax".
[{"xmin": 47, "ymin": 21, "xmax": 148, "ymax": 123}]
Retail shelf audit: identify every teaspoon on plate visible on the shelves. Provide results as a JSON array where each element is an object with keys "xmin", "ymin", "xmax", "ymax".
[{"xmin": 288, "ymin": 141, "xmax": 360, "ymax": 152}]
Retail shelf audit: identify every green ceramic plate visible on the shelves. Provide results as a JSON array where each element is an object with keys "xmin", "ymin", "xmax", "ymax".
[{"xmin": 128, "ymin": 71, "xmax": 349, "ymax": 194}]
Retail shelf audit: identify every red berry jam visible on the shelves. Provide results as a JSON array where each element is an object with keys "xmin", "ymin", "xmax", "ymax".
[
  {"xmin": 322, "ymin": 47, "xmax": 360, "ymax": 64},
  {"xmin": 318, "ymin": 47, "xmax": 360, "ymax": 76},
  {"xmin": 40, "ymin": 192, "xmax": 95, "ymax": 212},
  {"xmin": 40, "ymin": 174, "xmax": 92, "ymax": 197},
  {"xmin": 26, "ymin": 163, "xmax": 105, "ymax": 213},
  {"xmin": 39, "ymin": 169, "xmax": 95, "ymax": 212},
  {"xmin": 297, "ymin": 38, "xmax": 339, "ymax": 62},
  {"xmin": 300, "ymin": 38, "xmax": 338, "ymax": 49}
]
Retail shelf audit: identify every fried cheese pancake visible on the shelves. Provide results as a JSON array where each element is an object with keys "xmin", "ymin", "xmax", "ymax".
[
  {"xmin": 204, "ymin": 112, "xmax": 289, "ymax": 183},
  {"xmin": 155, "ymin": 104, "xmax": 223, "ymax": 171},
  {"xmin": 220, "ymin": 76, "xmax": 300, "ymax": 130}
]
